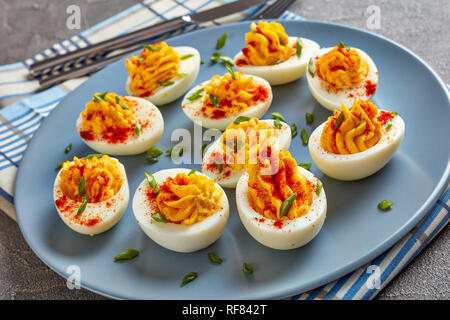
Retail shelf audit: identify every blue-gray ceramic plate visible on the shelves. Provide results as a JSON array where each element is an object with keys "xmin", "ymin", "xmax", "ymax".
[{"xmin": 15, "ymin": 20, "xmax": 450, "ymax": 299}]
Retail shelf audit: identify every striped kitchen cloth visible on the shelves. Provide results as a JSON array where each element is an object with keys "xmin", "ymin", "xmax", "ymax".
[{"xmin": 0, "ymin": 0, "xmax": 448, "ymax": 300}]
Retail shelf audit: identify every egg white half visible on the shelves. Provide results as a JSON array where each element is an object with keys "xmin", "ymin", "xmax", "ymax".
[
  {"xmin": 132, "ymin": 168, "xmax": 230, "ymax": 253},
  {"xmin": 201, "ymin": 119, "xmax": 292, "ymax": 188},
  {"xmin": 308, "ymin": 112, "xmax": 405, "ymax": 181},
  {"xmin": 236, "ymin": 166, "xmax": 327, "ymax": 250},
  {"xmin": 76, "ymin": 96, "xmax": 164, "ymax": 156},
  {"xmin": 234, "ymin": 37, "xmax": 320, "ymax": 86},
  {"xmin": 306, "ymin": 47, "xmax": 379, "ymax": 111},
  {"xmin": 53, "ymin": 157, "xmax": 129, "ymax": 235},
  {"xmin": 181, "ymin": 74, "xmax": 273, "ymax": 130},
  {"xmin": 126, "ymin": 46, "xmax": 201, "ymax": 106}
]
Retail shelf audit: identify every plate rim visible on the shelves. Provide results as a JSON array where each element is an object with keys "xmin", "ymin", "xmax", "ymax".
[{"xmin": 14, "ymin": 19, "xmax": 450, "ymax": 300}]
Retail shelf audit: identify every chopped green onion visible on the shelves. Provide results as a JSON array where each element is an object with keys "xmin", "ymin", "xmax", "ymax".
[
  {"xmin": 64, "ymin": 143, "xmax": 72, "ymax": 154},
  {"xmin": 316, "ymin": 180, "xmax": 323, "ymax": 195},
  {"xmin": 114, "ymin": 249, "xmax": 139, "ymax": 261},
  {"xmin": 200, "ymin": 60, "xmax": 205, "ymax": 64},
  {"xmin": 296, "ymin": 38, "xmax": 302, "ymax": 58},
  {"xmin": 274, "ymin": 119, "xmax": 282, "ymax": 129},
  {"xmin": 234, "ymin": 116, "xmax": 251, "ymax": 125},
  {"xmin": 78, "ymin": 177, "xmax": 85, "ymax": 199},
  {"xmin": 291, "ymin": 123, "xmax": 298, "ymax": 138},
  {"xmin": 299, "ymin": 163, "xmax": 312, "ymax": 170},
  {"xmin": 145, "ymin": 172, "xmax": 159, "ymax": 194},
  {"xmin": 56, "ymin": 161, "xmax": 66, "ymax": 169},
  {"xmin": 210, "ymin": 51, "xmax": 222, "ymax": 63},
  {"xmin": 270, "ymin": 59, "xmax": 283, "ymax": 65},
  {"xmin": 146, "ymin": 157, "xmax": 158, "ymax": 164},
  {"xmin": 208, "ymin": 252, "xmax": 223, "ymax": 264},
  {"xmin": 134, "ymin": 121, "xmax": 141, "ymax": 136},
  {"xmin": 334, "ymin": 112, "xmax": 344, "ymax": 131},
  {"xmin": 279, "ymin": 193, "xmax": 297, "ymax": 218},
  {"xmin": 378, "ymin": 200, "xmax": 393, "ymax": 211},
  {"xmin": 391, "ymin": 111, "xmax": 399, "ymax": 115},
  {"xmin": 187, "ymin": 88, "xmax": 204, "ymax": 101},
  {"xmin": 338, "ymin": 41, "xmax": 350, "ymax": 51},
  {"xmin": 152, "ymin": 212, "xmax": 167, "ymax": 223},
  {"xmin": 301, "ymin": 129, "xmax": 309, "ymax": 146},
  {"xmin": 115, "ymin": 96, "xmax": 129, "ymax": 110},
  {"xmin": 356, "ymin": 113, "xmax": 362, "ymax": 128},
  {"xmin": 270, "ymin": 111, "xmax": 287, "ymax": 123},
  {"xmin": 225, "ymin": 64, "xmax": 235, "ymax": 79},
  {"xmin": 188, "ymin": 168, "xmax": 197, "ymax": 176},
  {"xmin": 93, "ymin": 92, "xmax": 108, "ymax": 102},
  {"xmin": 308, "ymin": 58, "xmax": 315, "ymax": 76},
  {"xmin": 209, "ymin": 94, "xmax": 220, "ymax": 108},
  {"xmin": 158, "ymin": 80, "xmax": 175, "ymax": 87},
  {"xmin": 85, "ymin": 154, "xmax": 105, "ymax": 160},
  {"xmin": 76, "ymin": 194, "xmax": 89, "ymax": 216},
  {"xmin": 278, "ymin": 35, "xmax": 285, "ymax": 46},
  {"xmin": 139, "ymin": 57, "xmax": 145, "ymax": 64},
  {"xmin": 180, "ymin": 54, "xmax": 194, "ymax": 60},
  {"xmin": 216, "ymin": 33, "xmax": 228, "ymax": 49},
  {"xmin": 385, "ymin": 118, "xmax": 392, "ymax": 130},
  {"xmin": 181, "ymin": 272, "xmax": 198, "ymax": 286},
  {"xmin": 219, "ymin": 56, "xmax": 234, "ymax": 66},
  {"xmin": 214, "ymin": 161, "xmax": 223, "ymax": 173},
  {"xmin": 305, "ymin": 112, "xmax": 314, "ymax": 124},
  {"xmin": 143, "ymin": 44, "xmax": 161, "ymax": 51},
  {"xmin": 147, "ymin": 147, "xmax": 164, "ymax": 158},
  {"xmin": 243, "ymin": 263, "xmax": 253, "ymax": 274}
]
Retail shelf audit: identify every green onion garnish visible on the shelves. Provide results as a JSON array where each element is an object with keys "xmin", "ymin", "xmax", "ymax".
[
  {"xmin": 76, "ymin": 194, "xmax": 89, "ymax": 216},
  {"xmin": 146, "ymin": 157, "xmax": 158, "ymax": 164},
  {"xmin": 143, "ymin": 44, "xmax": 161, "ymax": 51},
  {"xmin": 392, "ymin": 111, "xmax": 399, "ymax": 115},
  {"xmin": 308, "ymin": 58, "xmax": 315, "ymax": 76},
  {"xmin": 181, "ymin": 272, "xmax": 198, "ymax": 286},
  {"xmin": 338, "ymin": 41, "xmax": 350, "ymax": 51},
  {"xmin": 234, "ymin": 116, "xmax": 251, "ymax": 124},
  {"xmin": 210, "ymin": 51, "xmax": 222, "ymax": 63},
  {"xmin": 114, "ymin": 249, "xmax": 139, "ymax": 261},
  {"xmin": 296, "ymin": 38, "xmax": 302, "ymax": 58},
  {"xmin": 93, "ymin": 92, "xmax": 108, "ymax": 102},
  {"xmin": 356, "ymin": 113, "xmax": 362, "ymax": 128},
  {"xmin": 243, "ymin": 263, "xmax": 253, "ymax": 274},
  {"xmin": 305, "ymin": 112, "xmax": 314, "ymax": 124},
  {"xmin": 301, "ymin": 129, "xmax": 309, "ymax": 146},
  {"xmin": 78, "ymin": 177, "xmax": 85, "ymax": 199},
  {"xmin": 279, "ymin": 193, "xmax": 297, "ymax": 218},
  {"xmin": 85, "ymin": 154, "xmax": 105, "ymax": 160},
  {"xmin": 208, "ymin": 252, "xmax": 223, "ymax": 264},
  {"xmin": 225, "ymin": 63, "xmax": 235, "ymax": 79},
  {"xmin": 378, "ymin": 200, "xmax": 393, "ymax": 211},
  {"xmin": 200, "ymin": 60, "xmax": 205, "ymax": 64},
  {"xmin": 274, "ymin": 119, "xmax": 282, "ymax": 129},
  {"xmin": 214, "ymin": 161, "xmax": 223, "ymax": 173},
  {"xmin": 216, "ymin": 33, "xmax": 228, "ymax": 49},
  {"xmin": 180, "ymin": 54, "xmax": 194, "ymax": 60},
  {"xmin": 385, "ymin": 118, "xmax": 392, "ymax": 130},
  {"xmin": 56, "ymin": 161, "xmax": 66, "ymax": 169},
  {"xmin": 291, "ymin": 123, "xmax": 298, "ymax": 138},
  {"xmin": 209, "ymin": 94, "xmax": 220, "ymax": 108},
  {"xmin": 219, "ymin": 56, "xmax": 234, "ymax": 66},
  {"xmin": 139, "ymin": 57, "xmax": 145, "ymax": 64},
  {"xmin": 187, "ymin": 88, "xmax": 204, "ymax": 101},
  {"xmin": 158, "ymin": 81, "xmax": 175, "ymax": 87},
  {"xmin": 147, "ymin": 147, "xmax": 164, "ymax": 158},
  {"xmin": 270, "ymin": 111, "xmax": 286, "ymax": 123},
  {"xmin": 115, "ymin": 96, "xmax": 129, "ymax": 110},
  {"xmin": 152, "ymin": 212, "xmax": 167, "ymax": 223},
  {"xmin": 188, "ymin": 168, "xmax": 197, "ymax": 176},
  {"xmin": 316, "ymin": 180, "xmax": 323, "ymax": 195},
  {"xmin": 270, "ymin": 59, "xmax": 283, "ymax": 65},
  {"xmin": 299, "ymin": 163, "xmax": 312, "ymax": 170},
  {"xmin": 334, "ymin": 112, "xmax": 344, "ymax": 131},
  {"xmin": 134, "ymin": 121, "xmax": 141, "ymax": 136},
  {"xmin": 145, "ymin": 172, "xmax": 159, "ymax": 193},
  {"xmin": 278, "ymin": 35, "xmax": 285, "ymax": 46}
]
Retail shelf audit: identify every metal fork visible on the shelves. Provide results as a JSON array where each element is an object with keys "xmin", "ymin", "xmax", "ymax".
[{"xmin": 249, "ymin": 0, "xmax": 296, "ymax": 20}]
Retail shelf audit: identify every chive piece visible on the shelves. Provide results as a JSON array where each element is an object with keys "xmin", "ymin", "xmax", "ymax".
[
  {"xmin": 338, "ymin": 41, "xmax": 350, "ymax": 51},
  {"xmin": 278, "ymin": 35, "xmax": 285, "ymax": 46},
  {"xmin": 378, "ymin": 200, "xmax": 393, "ymax": 211},
  {"xmin": 210, "ymin": 51, "xmax": 222, "ymax": 63},
  {"xmin": 147, "ymin": 147, "xmax": 164, "ymax": 158},
  {"xmin": 93, "ymin": 92, "xmax": 108, "ymax": 102},
  {"xmin": 152, "ymin": 212, "xmax": 167, "ymax": 223},
  {"xmin": 334, "ymin": 112, "xmax": 344, "ymax": 131},
  {"xmin": 78, "ymin": 177, "xmax": 85, "ymax": 199},
  {"xmin": 114, "ymin": 249, "xmax": 139, "ymax": 261},
  {"xmin": 214, "ymin": 161, "xmax": 223, "ymax": 173},
  {"xmin": 219, "ymin": 56, "xmax": 234, "ymax": 66},
  {"xmin": 158, "ymin": 81, "xmax": 175, "ymax": 87},
  {"xmin": 146, "ymin": 157, "xmax": 158, "ymax": 164},
  {"xmin": 76, "ymin": 194, "xmax": 89, "ymax": 216},
  {"xmin": 305, "ymin": 112, "xmax": 314, "ymax": 124},
  {"xmin": 234, "ymin": 116, "xmax": 251, "ymax": 125},
  {"xmin": 209, "ymin": 94, "xmax": 220, "ymax": 108},
  {"xmin": 56, "ymin": 161, "xmax": 66, "ymax": 169},
  {"xmin": 308, "ymin": 58, "xmax": 315, "ymax": 76},
  {"xmin": 243, "ymin": 262, "xmax": 253, "ymax": 274},
  {"xmin": 188, "ymin": 168, "xmax": 197, "ymax": 176},
  {"xmin": 115, "ymin": 96, "xmax": 130, "ymax": 110},
  {"xmin": 86, "ymin": 154, "xmax": 105, "ymax": 160},
  {"xmin": 143, "ymin": 44, "xmax": 161, "ymax": 51},
  {"xmin": 274, "ymin": 119, "xmax": 282, "ymax": 129},
  {"xmin": 296, "ymin": 38, "xmax": 302, "ymax": 58},
  {"xmin": 145, "ymin": 172, "xmax": 159, "ymax": 193},
  {"xmin": 200, "ymin": 60, "xmax": 205, "ymax": 64},
  {"xmin": 181, "ymin": 272, "xmax": 198, "ymax": 287},
  {"xmin": 180, "ymin": 54, "xmax": 194, "ymax": 60},
  {"xmin": 225, "ymin": 63, "xmax": 235, "ymax": 79},
  {"xmin": 291, "ymin": 123, "xmax": 298, "ymax": 138},
  {"xmin": 391, "ymin": 111, "xmax": 399, "ymax": 115},
  {"xmin": 279, "ymin": 193, "xmax": 297, "ymax": 218},
  {"xmin": 135, "ymin": 121, "xmax": 141, "ymax": 137},
  {"xmin": 270, "ymin": 59, "xmax": 283, "ymax": 65},
  {"xmin": 299, "ymin": 163, "xmax": 312, "ymax": 170},
  {"xmin": 270, "ymin": 111, "xmax": 287, "ymax": 123},
  {"xmin": 300, "ymin": 129, "xmax": 309, "ymax": 146},
  {"xmin": 356, "ymin": 113, "xmax": 362, "ymax": 128},
  {"xmin": 187, "ymin": 88, "xmax": 205, "ymax": 101},
  {"xmin": 216, "ymin": 32, "xmax": 228, "ymax": 49},
  {"xmin": 385, "ymin": 118, "xmax": 392, "ymax": 130},
  {"xmin": 202, "ymin": 143, "xmax": 208, "ymax": 157},
  {"xmin": 208, "ymin": 252, "xmax": 223, "ymax": 264},
  {"xmin": 139, "ymin": 57, "xmax": 145, "ymax": 64},
  {"xmin": 316, "ymin": 180, "xmax": 323, "ymax": 196},
  {"xmin": 64, "ymin": 143, "xmax": 72, "ymax": 154}
]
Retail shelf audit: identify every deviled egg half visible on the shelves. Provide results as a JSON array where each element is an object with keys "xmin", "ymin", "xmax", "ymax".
[
  {"xmin": 202, "ymin": 117, "xmax": 291, "ymax": 188},
  {"xmin": 181, "ymin": 71, "xmax": 272, "ymax": 130},
  {"xmin": 76, "ymin": 92, "xmax": 164, "ymax": 155},
  {"xmin": 132, "ymin": 168, "xmax": 230, "ymax": 253},
  {"xmin": 125, "ymin": 41, "xmax": 200, "ymax": 106},
  {"xmin": 53, "ymin": 155, "xmax": 129, "ymax": 235},
  {"xmin": 233, "ymin": 20, "xmax": 320, "ymax": 85},
  {"xmin": 308, "ymin": 99, "xmax": 405, "ymax": 181},
  {"xmin": 236, "ymin": 150, "xmax": 327, "ymax": 250},
  {"xmin": 306, "ymin": 42, "xmax": 378, "ymax": 111}
]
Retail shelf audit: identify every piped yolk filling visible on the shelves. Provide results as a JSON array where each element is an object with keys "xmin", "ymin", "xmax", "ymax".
[
  {"xmin": 155, "ymin": 173, "xmax": 223, "ymax": 225},
  {"xmin": 321, "ymin": 100, "xmax": 383, "ymax": 154},
  {"xmin": 247, "ymin": 150, "xmax": 313, "ymax": 221},
  {"xmin": 316, "ymin": 46, "xmax": 369, "ymax": 87},
  {"xmin": 208, "ymin": 118, "xmax": 279, "ymax": 172},
  {"xmin": 79, "ymin": 92, "xmax": 137, "ymax": 144},
  {"xmin": 202, "ymin": 72, "xmax": 268, "ymax": 119},
  {"xmin": 59, "ymin": 155, "xmax": 123, "ymax": 203},
  {"xmin": 242, "ymin": 20, "xmax": 293, "ymax": 66},
  {"xmin": 125, "ymin": 42, "xmax": 180, "ymax": 97}
]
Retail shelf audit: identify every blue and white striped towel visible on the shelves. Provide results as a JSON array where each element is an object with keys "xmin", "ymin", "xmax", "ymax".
[{"xmin": 0, "ymin": 0, "xmax": 448, "ymax": 300}]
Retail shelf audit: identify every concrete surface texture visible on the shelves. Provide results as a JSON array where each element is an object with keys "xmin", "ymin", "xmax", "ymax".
[{"xmin": 0, "ymin": 0, "xmax": 448, "ymax": 300}]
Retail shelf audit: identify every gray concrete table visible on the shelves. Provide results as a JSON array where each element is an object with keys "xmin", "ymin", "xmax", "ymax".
[{"xmin": 0, "ymin": 0, "xmax": 448, "ymax": 300}]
